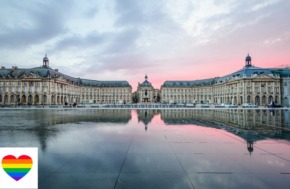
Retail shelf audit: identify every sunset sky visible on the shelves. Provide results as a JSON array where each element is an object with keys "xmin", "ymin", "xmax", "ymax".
[{"xmin": 0, "ymin": 0, "xmax": 290, "ymax": 91}]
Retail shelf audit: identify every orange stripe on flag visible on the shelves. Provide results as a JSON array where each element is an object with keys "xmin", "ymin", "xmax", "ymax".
[{"xmin": 2, "ymin": 159, "xmax": 33, "ymax": 164}]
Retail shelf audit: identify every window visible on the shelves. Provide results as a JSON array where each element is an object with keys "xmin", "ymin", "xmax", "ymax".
[
  {"xmin": 246, "ymin": 87, "xmax": 251, "ymax": 94},
  {"xmin": 274, "ymin": 87, "xmax": 278, "ymax": 94},
  {"xmin": 261, "ymin": 84, "xmax": 265, "ymax": 93}
]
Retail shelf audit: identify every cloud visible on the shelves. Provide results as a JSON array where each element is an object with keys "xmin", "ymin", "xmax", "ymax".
[
  {"xmin": 114, "ymin": 0, "xmax": 164, "ymax": 27},
  {"xmin": 104, "ymin": 28, "xmax": 140, "ymax": 54},
  {"xmin": 113, "ymin": 0, "xmax": 180, "ymax": 33},
  {"xmin": 0, "ymin": 0, "xmax": 74, "ymax": 49},
  {"xmin": 84, "ymin": 6, "xmax": 98, "ymax": 18},
  {"xmin": 50, "ymin": 27, "xmax": 141, "ymax": 72},
  {"xmin": 52, "ymin": 32, "xmax": 111, "ymax": 51},
  {"xmin": 0, "ymin": 0, "xmax": 289, "ymax": 90}
]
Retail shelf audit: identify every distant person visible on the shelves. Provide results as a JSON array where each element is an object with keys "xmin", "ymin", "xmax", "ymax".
[{"xmin": 269, "ymin": 100, "xmax": 274, "ymax": 109}]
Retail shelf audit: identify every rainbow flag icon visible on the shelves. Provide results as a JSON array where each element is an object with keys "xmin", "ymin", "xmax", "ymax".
[{"xmin": 2, "ymin": 155, "xmax": 33, "ymax": 181}]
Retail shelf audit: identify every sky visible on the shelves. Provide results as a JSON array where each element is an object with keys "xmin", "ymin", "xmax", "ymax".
[{"xmin": 0, "ymin": 0, "xmax": 290, "ymax": 91}]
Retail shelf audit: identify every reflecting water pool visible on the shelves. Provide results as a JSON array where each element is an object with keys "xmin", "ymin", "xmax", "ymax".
[{"xmin": 0, "ymin": 109, "xmax": 290, "ymax": 189}]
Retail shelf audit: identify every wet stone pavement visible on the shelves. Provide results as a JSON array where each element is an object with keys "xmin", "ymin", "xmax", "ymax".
[{"xmin": 0, "ymin": 109, "xmax": 290, "ymax": 189}]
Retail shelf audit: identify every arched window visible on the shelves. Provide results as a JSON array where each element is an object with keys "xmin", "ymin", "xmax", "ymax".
[
  {"xmin": 247, "ymin": 95, "xmax": 251, "ymax": 103},
  {"xmin": 22, "ymin": 95, "xmax": 26, "ymax": 104},
  {"xmin": 10, "ymin": 95, "xmax": 14, "ymax": 103},
  {"xmin": 35, "ymin": 95, "xmax": 39, "ymax": 104},
  {"xmin": 268, "ymin": 96, "xmax": 273, "ymax": 103},
  {"xmin": 255, "ymin": 96, "xmax": 260, "ymax": 106}
]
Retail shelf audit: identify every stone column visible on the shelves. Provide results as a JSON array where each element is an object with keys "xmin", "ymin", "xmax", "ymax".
[
  {"xmin": 39, "ymin": 95, "xmax": 42, "ymax": 105},
  {"xmin": 46, "ymin": 94, "xmax": 51, "ymax": 105},
  {"xmin": 31, "ymin": 95, "xmax": 34, "ymax": 105},
  {"xmin": 55, "ymin": 95, "xmax": 57, "ymax": 105},
  {"xmin": 26, "ymin": 95, "xmax": 29, "ymax": 105}
]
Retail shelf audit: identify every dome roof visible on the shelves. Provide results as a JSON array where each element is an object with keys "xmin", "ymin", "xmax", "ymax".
[
  {"xmin": 43, "ymin": 54, "xmax": 49, "ymax": 61},
  {"xmin": 138, "ymin": 74, "xmax": 153, "ymax": 88},
  {"xmin": 139, "ymin": 80, "xmax": 152, "ymax": 87},
  {"xmin": 246, "ymin": 54, "xmax": 251, "ymax": 61}
]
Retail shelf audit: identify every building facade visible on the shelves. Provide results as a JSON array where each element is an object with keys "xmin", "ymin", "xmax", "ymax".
[
  {"xmin": 161, "ymin": 78, "xmax": 215, "ymax": 104},
  {"xmin": 161, "ymin": 55, "xmax": 281, "ymax": 106},
  {"xmin": 136, "ymin": 75, "xmax": 160, "ymax": 103},
  {"xmin": 0, "ymin": 54, "xmax": 287, "ymax": 106},
  {"xmin": 271, "ymin": 68, "xmax": 290, "ymax": 107},
  {"xmin": 0, "ymin": 55, "xmax": 132, "ymax": 106}
]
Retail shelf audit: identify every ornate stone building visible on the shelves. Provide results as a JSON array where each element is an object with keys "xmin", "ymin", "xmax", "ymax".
[
  {"xmin": 213, "ymin": 55, "xmax": 281, "ymax": 106},
  {"xmin": 161, "ymin": 78, "xmax": 215, "ymax": 104},
  {"xmin": 0, "ymin": 55, "xmax": 132, "ymax": 106},
  {"xmin": 161, "ymin": 54, "xmax": 281, "ymax": 106},
  {"xmin": 271, "ymin": 68, "xmax": 290, "ymax": 106},
  {"xmin": 137, "ymin": 75, "xmax": 160, "ymax": 103},
  {"xmin": 0, "ymin": 54, "xmax": 286, "ymax": 106}
]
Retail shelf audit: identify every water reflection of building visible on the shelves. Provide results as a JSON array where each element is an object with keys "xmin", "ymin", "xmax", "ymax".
[
  {"xmin": 137, "ymin": 109, "xmax": 160, "ymax": 130},
  {"xmin": 161, "ymin": 109, "xmax": 283, "ymax": 130},
  {"xmin": 282, "ymin": 110, "xmax": 290, "ymax": 130},
  {"xmin": 0, "ymin": 109, "xmax": 131, "ymax": 152},
  {"xmin": 160, "ymin": 109, "xmax": 289, "ymax": 154},
  {"xmin": 0, "ymin": 109, "xmax": 132, "ymax": 127}
]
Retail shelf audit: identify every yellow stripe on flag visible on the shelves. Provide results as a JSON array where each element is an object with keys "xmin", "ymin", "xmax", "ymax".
[{"xmin": 2, "ymin": 164, "xmax": 32, "ymax": 168}]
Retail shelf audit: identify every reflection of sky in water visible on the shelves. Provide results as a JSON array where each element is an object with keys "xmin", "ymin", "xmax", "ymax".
[{"xmin": 0, "ymin": 109, "xmax": 290, "ymax": 188}]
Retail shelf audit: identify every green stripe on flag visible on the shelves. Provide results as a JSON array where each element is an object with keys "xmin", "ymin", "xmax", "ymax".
[{"xmin": 3, "ymin": 168, "xmax": 31, "ymax": 173}]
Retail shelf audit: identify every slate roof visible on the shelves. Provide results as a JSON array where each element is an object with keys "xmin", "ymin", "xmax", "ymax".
[
  {"xmin": 271, "ymin": 68, "xmax": 290, "ymax": 77},
  {"xmin": 215, "ymin": 65, "xmax": 275, "ymax": 84},
  {"xmin": 162, "ymin": 78, "xmax": 217, "ymax": 87},
  {"xmin": 138, "ymin": 80, "xmax": 153, "ymax": 87},
  {"xmin": 161, "ymin": 65, "xmax": 278, "ymax": 87},
  {"xmin": 0, "ymin": 66, "xmax": 131, "ymax": 87}
]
